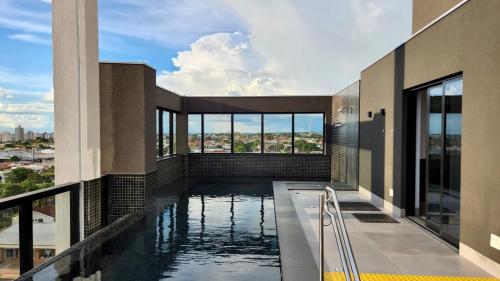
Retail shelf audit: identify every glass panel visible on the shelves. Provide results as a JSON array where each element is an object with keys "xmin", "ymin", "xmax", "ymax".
[
  {"xmin": 188, "ymin": 115, "xmax": 202, "ymax": 153},
  {"xmin": 204, "ymin": 114, "xmax": 231, "ymax": 153},
  {"xmin": 156, "ymin": 109, "xmax": 160, "ymax": 158},
  {"xmin": 0, "ymin": 207, "xmax": 20, "ymax": 280},
  {"xmin": 426, "ymin": 85, "xmax": 443, "ymax": 228},
  {"xmin": 442, "ymin": 78, "xmax": 462, "ymax": 242},
  {"xmin": 172, "ymin": 113, "xmax": 177, "ymax": 154},
  {"xmin": 264, "ymin": 114, "xmax": 292, "ymax": 153},
  {"xmin": 163, "ymin": 111, "xmax": 170, "ymax": 156},
  {"xmin": 294, "ymin": 114, "xmax": 324, "ymax": 154},
  {"xmin": 233, "ymin": 114, "xmax": 261, "ymax": 153},
  {"xmin": 32, "ymin": 196, "xmax": 56, "ymax": 268}
]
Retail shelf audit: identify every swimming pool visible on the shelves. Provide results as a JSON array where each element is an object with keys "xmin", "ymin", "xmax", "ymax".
[{"xmin": 23, "ymin": 180, "xmax": 281, "ymax": 281}]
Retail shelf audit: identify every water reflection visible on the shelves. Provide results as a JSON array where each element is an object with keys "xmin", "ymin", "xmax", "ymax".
[{"xmin": 24, "ymin": 181, "xmax": 280, "ymax": 281}]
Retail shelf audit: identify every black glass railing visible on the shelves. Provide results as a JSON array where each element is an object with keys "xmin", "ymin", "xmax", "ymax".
[{"xmin": 0, "ymin": 178, "xmax": 109, "ymax": 276}]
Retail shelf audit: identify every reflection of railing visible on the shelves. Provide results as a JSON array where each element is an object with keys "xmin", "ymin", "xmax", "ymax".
[
  {"xmin": 319, "ymin": 186, "xmax": 360, "ymax": 281},
  {"xmin": 0, "ymin": 179, "xmax": 108, "ymax": 275}
]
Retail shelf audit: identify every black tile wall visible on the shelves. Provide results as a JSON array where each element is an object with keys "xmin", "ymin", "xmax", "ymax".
[
  {"xmin": 109, "ymin": 171, "xmax": 156, "ymax": 222},
  {"xmin": 187, "ymin": 154, "xmax": 330, "ymax": 178},
  {"xmin": 83, "ymin": 178, "xmax": 102, "ymax": 237},
  {"xmin": 156, "ymin": 155, "xmax": 185, "ymax": 188}
]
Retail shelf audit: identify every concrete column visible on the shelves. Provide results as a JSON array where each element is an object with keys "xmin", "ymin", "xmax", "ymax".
[{"xmin": 52, "ymin": 0, "xmax": 100, "ymax": 253}]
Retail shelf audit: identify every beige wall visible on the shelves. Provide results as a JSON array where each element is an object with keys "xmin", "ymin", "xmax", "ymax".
[
  {"xmin": 405, "ymin": 0, "xmax": 500, "ymax": 264},
  {"xmin": 412, "ymin": 0, "xmax": 463, "ymax": 34},
  {"xmin": 100, "ymin": 63, "xmax": 151, "ymax": 174},
  {"xmin": 359, "ymin": 52, "xmax": 396, "ymax": 202},
  {"xmin": 100, "ymin": 63, "xmax": 189, "ymax": 175},
  {"xmin": 156, "ymin": 87, "xmax": 183, "ymax": 112},
  {"xmin": 156, "ymin": 87, "xmax": 188, "ymax": 155}
]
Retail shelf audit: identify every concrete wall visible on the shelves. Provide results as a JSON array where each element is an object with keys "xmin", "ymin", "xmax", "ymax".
[
  {"xmin": 412, "ymin": 0, "xmax": 463, "ymax": 34},
  {"xmin": 156, "ymin": 87, "xmax": 188, "ymax": 155},
  {"xmin": 405, "ymin": 0, "xmax": 500, "ymax": 266},
  {"xmin": 52, "ymin": 0, "xmax": 101, "ymax": 251},
  {"xmin": 359, "ymin": 52, "xmax": 396, "ymax": 203},
  {"xmin": 100, "ymin": 63, "xmax": 153, "ymax": 174}
]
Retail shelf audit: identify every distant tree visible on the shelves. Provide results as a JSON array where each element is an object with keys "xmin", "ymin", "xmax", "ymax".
[
  {"xmin": 9, "ymin": 156, "xmax": 20, "ymax": 162},
  {"xmin": 0, "ymin": 183, "xmax": 24, "ymax": 198},
  {"xmin": 5, "ymin": 168, "xmax": 35, "ymax": 183}
]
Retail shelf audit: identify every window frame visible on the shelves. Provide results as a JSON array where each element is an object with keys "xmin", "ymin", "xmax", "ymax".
[
  {"xmin": 202, "ymin": 113, "xmax": 233, "ymax": 154},
  {"xmin": 157, "ymin": 107, "xmax": 179, "ymax": 158},
  {"xmin": 293, "ymin": 113, "xmax": 326, "ymax": 155},
  {"xmin": 233, "ymin": 113, "xmax": 263, "ymax": 154},
  {"xmin": 187, "ymin": 112, "xmax": 325, "ymax": 155}
]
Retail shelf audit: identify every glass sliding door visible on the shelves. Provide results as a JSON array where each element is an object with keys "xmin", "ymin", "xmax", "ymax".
[
  {"xmin": 426, "ymin": 85, "xmax": 443, "ymax": 230},
  {"xmin": 425, "ymin": 77, "xmax": 462, "ymax": 246},
  {"xmin": 441, "ymin": 78, "xmax": 462, "ymax": 243}
]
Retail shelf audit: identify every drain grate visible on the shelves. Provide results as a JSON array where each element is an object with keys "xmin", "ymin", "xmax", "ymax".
[
  {"xmin": 352, "ymin": 213, "xmax": 399, "ymax": 223},
  {"xmin": 339, "ymin": 201, "xmax": 380, "ymax": 212}
]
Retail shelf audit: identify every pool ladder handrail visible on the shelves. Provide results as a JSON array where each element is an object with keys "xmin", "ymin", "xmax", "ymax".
[{"xmin": 319, "ymin": 186, "xmax": 361, "ymax": 281}]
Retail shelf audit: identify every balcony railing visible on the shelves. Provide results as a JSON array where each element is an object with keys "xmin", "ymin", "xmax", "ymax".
[{"xmin": 0, "ymin": 179, "xmax": 108, "ymax": 275}]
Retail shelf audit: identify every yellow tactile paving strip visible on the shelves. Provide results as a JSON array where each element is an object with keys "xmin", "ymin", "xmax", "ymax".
[{"xmin": 324, "ymin": 272, "xmax": 498, "ymax": 281}]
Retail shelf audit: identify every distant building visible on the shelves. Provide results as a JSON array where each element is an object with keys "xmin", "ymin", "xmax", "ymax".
[
  {"xmin": 25, "ymin": 131, "xmax": 34, "ymax": 141},
  {"xmin": 0, "ymin": 132, "xmax": 13, "ymax": 143},
  {"xmin": 14, "ymin": 126, "xmax": 24, "ymax": 142},
  {"xmin": 0, "ymin": 210, "xmax": 55, "ymax": 278}
]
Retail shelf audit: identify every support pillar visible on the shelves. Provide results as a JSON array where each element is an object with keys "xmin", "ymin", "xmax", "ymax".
[{"xmin": 52, "ymin": 0, "xmax": 100, "ymax": 253}]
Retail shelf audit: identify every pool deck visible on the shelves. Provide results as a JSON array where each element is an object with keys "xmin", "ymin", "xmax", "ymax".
[{"xmin": 273, "ymin": 181, "xmax": 496, "ymax": 281}]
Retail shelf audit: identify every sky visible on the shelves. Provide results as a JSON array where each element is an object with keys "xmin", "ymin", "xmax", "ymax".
[
  {"xmin": 0, "ymin": 0, "xmax": 412, "ymax": 133},
  {"xmin": 190, "ymin": 113, "xmax": 325, "ymax": 134}
]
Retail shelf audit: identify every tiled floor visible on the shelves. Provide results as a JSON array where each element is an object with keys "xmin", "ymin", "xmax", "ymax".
[{"xmin": 288, "ymin": 187, "xmax": 494, "ymax": 279}]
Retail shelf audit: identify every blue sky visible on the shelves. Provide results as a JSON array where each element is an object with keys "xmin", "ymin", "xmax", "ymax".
[
  {"xmin": 0, "ymin": 0, "xmax": 412, "ymax": 133},
  {"xmin": 190, "ymin": 113, "xmax": 323, "ymax": 134}
]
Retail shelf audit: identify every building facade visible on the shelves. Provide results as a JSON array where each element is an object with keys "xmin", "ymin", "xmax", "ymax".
[{"xmin": 354, "ymin": 0, "xmax": 500, "ymax": 276}]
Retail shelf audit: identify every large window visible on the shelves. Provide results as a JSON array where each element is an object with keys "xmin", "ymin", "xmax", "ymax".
[
  {"xmin": 294, "ymin": 113, "xmax": 324, "ymax": 154},
  {"xmin": 264, "ymin": 114, "xmax": 292, "ymax": 153},
  {"xmin": 188, "ymin": 114, "xmax": 202, "ymax": 153},
  {"xmin": 172, "ymin": 113, "xmax": 177, "ymax": 154},
  {"xmin": 163, "ymin": 111, "xmax": 170, "ymax": 155},
  {"xmin": 157, "ymin": 108, "xmax": 177, "ymax": 157},
  {"xmin": 204, "ymin": 114, "xmax": 231, "ymax": 153},
  {"xmin": 187, "ymin": 112, "xmax": 324, "ymax": 154},
  {"xmin": 156, "ymin": 109, "xmax": 160, "ymax": 158},
  {"xmin": 234, "ymin": 114, "xmax": 261, "ymax": 153}
]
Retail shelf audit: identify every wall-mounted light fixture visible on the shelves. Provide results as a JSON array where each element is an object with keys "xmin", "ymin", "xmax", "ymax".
[
  {"xmin": 368, "ymin": 111, "xmax": 373, "ymax": 118},
  {"xmin": 380, "ymin": 108, "xmax": 385, "ymax": 116}
]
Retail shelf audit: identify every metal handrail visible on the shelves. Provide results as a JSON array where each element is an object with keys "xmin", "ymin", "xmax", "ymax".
[{"xmin": 320, "ymin": 186, "xmax": 361, "ymax": 281}]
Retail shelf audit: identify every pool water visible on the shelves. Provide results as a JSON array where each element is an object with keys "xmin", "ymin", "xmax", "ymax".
[{"xmin": 25, "ymin": 180, "xmax": 281, "ymax": 281}]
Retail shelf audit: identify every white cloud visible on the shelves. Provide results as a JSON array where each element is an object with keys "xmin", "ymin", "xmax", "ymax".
[
  {"xmin": 157, "ymin": 32, "xmax": 301, "ymax": 96},
  {"xmin": 9, "ymin": 33, "xmax": 51, "ymax": 45},
  {"xmin": 158, "ymin": 0, "xmax": 411, "ymax": 96},
  {"xmin": 0, "ymin": 99, "xmax": 53, "ymax": 131},
  {"xmin": 0, "ymin": 86, "xmax": 53, "ymax": 132},
  {"xmin": 42, "ymin": 88, "xmax": 54, "ymax": 103},
  {"xmin": 0, "ymin": 112, "xmax": 53, "ymax": 131}
]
